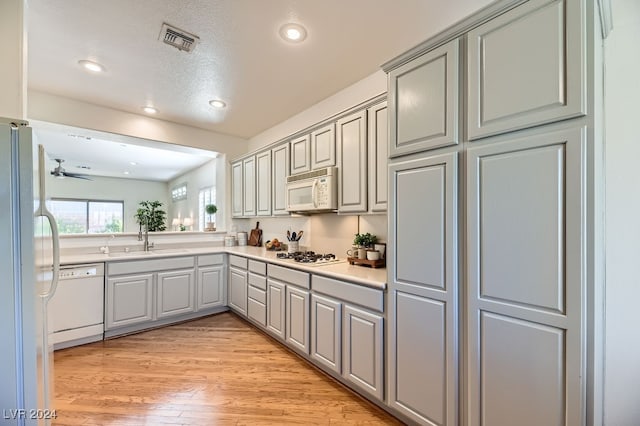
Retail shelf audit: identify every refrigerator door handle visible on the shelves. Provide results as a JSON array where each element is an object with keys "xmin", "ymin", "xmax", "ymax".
[{"xmin": 36, "ymin": 144, "xmax": 60, "ymax": 301}]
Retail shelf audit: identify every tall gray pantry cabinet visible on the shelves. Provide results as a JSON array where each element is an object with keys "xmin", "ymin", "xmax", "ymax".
[{"xmin": 384, "ymin": 0, "xmax": 600, "ymax": 425}]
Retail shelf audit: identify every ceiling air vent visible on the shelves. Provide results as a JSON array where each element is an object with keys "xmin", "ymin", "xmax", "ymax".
[{"xmin": 158, "ymin": 23, "xmax": 199, "ymax": 53}]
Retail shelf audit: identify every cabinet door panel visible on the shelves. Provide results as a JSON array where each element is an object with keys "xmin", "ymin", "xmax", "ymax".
[
  {"xmin": 197, "ymin": 265, "xmax": 224, "ymax": 310},
  {"xmin": 343, "ymin": 305, "xmax": 383, "ymax": 401},
  {"xmin": 311, "ymin": 294, "xmax": 341, "ymax": 374},
  {"xmin": 231, "ymin": 161, "xmax": 243, "ymax": 217},
  {"xmin": 466, "ymin": 126, "xmax": 586, "ymax": 426},
  {"xmin": 467, "ymin": 0, "xmax": 585, "ymax": 139},
  {"xmin": 337, "ymin": 110, "xmax": 367, "ymax": 213},
  {"xmin": 389, "ymin": 39, "xmax": 458, "ymax": 157},
  {"xmin": 286, "ymin": 286, "xmax": 309, "ymax": 354},
  {"xmin": 106, "ymin": 273, "xmax": 153, "ymax": 329},
  {"xmin": 243, "ymin": 156, "xmax": 256, "ymax": 216},
  {"xmin": 311, "ymin": 123, "xmax": 336, "ymax": 169},
  {"xmin": 229, "ymin": 267, "xmax": 247, "ymax": 316},
  {"xmin": 272, "ymin": 143, "xmax": 290, "ymax": 215},
  {"xmin": 256, "ymin": 150, "xmax": 272, "ymax": 216},
  {"xmin": 290, "ymin": 134, "xmax": 311, "ymax": 174},
  {"xmin": 267, "ymin": 279, "xmax": 286, "ymax": 340},
  {"xmin": 157, "ymin": 269, "xmax": 195, "ymax": 319},
  {"xmin": 368, "ymin": 101, "xmax": 388, "ymax": 212}
]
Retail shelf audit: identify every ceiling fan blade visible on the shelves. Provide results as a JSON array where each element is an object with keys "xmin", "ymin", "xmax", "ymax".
[{"xmin": 63, "ymin": 171, "xmax": 92, "ymax": 180}]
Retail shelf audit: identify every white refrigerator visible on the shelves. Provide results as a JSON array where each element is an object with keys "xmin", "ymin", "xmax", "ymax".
[{"xmin": 0, "ymin": 117, "xmax": 60, "ymax": 426}]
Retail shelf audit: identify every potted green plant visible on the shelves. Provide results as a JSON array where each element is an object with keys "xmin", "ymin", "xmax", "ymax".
[
  {"xmin": 205, "ymin": 204, "xmax": 218, "ymax": 231},
  {"xmin": 134, "ymin": 200, "xmax": 167, "ymax": 232},
  {"xmin": 353, "ymin": 232, "xmax": 377, "ymax": 259}
]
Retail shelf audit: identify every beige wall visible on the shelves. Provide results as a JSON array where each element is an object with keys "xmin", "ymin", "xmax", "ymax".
[
  {"xmin": 0, "ymin": 0, "xmax": 26, "ymax": 119},
  {"xmin": 604, "ymin": 0, "xmax": 640, "ymax": 423}
]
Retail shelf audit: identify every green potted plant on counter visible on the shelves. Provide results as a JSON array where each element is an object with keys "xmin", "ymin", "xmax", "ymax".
[
  {"xmin": 205, "ymin": 204, "xmax": 218, "ymax": 231},
  {"xmin": 353, "ymin": 232, "xmax": 377, "ymax": 259},
  {"xmin": 135, "ymin": 200, "xmax": 167, "ymax": 232}
]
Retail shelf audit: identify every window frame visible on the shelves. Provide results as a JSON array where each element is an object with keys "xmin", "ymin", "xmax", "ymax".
[{"xmin": 49, "ymin": 197, "xmax": 125, "ymax": 234}]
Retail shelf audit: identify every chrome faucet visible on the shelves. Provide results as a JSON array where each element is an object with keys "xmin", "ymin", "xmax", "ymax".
[{"xmin": 138, "ymin": 219, "xmax": 154, "ymax": 251}]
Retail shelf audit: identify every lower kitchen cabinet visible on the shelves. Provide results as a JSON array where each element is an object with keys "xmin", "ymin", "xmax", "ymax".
[
  {"xmin": 247, "ymin": 261, "xmax": 268, "ymax": 327},
  {"xmin": 106, "ymin": 273, "xmax": 154, "ymax": 329},
  {"xmin": 343, "ymin": 304, "xmax": 383, "ymax": 401},
  {"xmin": 285, "ymin": 285, "xmax": 310, "ymax": 354},
  {"xmin": 228, "ymin": 266, "xmax": 248, "ymax": 316},
  {"xmin": 156, "ymin": 269, "xmax": 195, "ymax": 319},
  {"xmin": 197, "ymin": 265, "xmax": 225, "ymax": 310},
  {"xmin": 311, "ymin": 294, "xmax": 342, "ymax": 374},
  {"xmin": 266, "ymin": 279, "xmax": 286, "ymax": 340}
]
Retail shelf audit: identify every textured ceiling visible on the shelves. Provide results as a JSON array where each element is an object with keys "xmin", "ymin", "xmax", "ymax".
[{"xmin": 27, "ymin": 0, "xmax": 494, "ymax": 140}]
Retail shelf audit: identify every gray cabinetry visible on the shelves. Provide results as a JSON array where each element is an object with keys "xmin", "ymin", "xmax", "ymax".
[
  {"xmin": 247, "ymin": 260, "xmax": 267, "ymax": 327},
  {"xmin": 196, "ymin": 254, "xmax": 225, "ymax": 310},
  {"xmin": 388, "ymin": 151, "xmax": 458, "ymax": 425},
  {"xmin": 228, "ymin": 255, "xmax": 248, "ymax": 316},
  {"xmin": 466, "ymin": 126, "xmax": 585, "ymax": 426},
  {"xmin": 243, "ymin": 156, "xmax": 256, "ymax": 217},
  {"xmin": 388, "ymin": 39, "xmax": 459, "ymax": 157},
  {"xmin": 310, "ymin": 293, "xmax": 342, "ymax": 374},
  {"xmin": 266, "ymin": 278, "xmax": 286, "ymax": 340},
  {"xmin": 256, "ymin": 150, "xmax": 272, "ymax": 216},
  {"xmin": 285, "ymin": 285, "xmax": 310, "ymax": 355},
  {"xmin": 290, "ymin": 134, "xmax": 311, "ymax": 174},
  {"xmin": 156, "ymin": 269, "xmax": 195, "ymax": 319},
  {"xmin": 106, "ymin": 273, "xmax": 153, "ymax": 329},
  {"xmin": 311, "ymin": 123, "xmax": 336, "ymax": 169},
  {"xmin": 467, "ymin": 0, "xmax": 585, "ymax": 140},
  {"xmin": 337, "ymin": 109, "xmax": 368, "ymax": 213},
  {"xmin": 271, "ymin": 143, "xmax": 290, "ymax": 216},
  {"xmin": 367, "ymin": 101, "xmax": 388, "ymax": 212},
  {"xmin": 231, "ymin": 160, "xmax": 243, "ymax": 217}
]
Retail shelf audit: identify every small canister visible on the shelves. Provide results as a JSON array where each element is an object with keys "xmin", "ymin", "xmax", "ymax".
[
  {"xmin": 224, "ymin": 236, "xmax": 236, "ymax": 247},
  {"xmin": 237, "ymin": 231, "xmax": 248, "ymax": 246}
]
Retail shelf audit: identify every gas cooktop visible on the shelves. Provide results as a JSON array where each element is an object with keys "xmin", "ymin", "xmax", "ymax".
[{"xmin": 275, "ymin": 251, "xmax": 346, "ymax": 266}]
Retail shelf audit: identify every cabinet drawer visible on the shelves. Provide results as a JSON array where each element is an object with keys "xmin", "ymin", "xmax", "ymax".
[
  {"xmin": 198, "ymin": 254, "xmax": 224, "ymax": 267},
  {"xmin": 248, "ymin": 298, "xmax": 267, "ymax": 327},
  {"xmin": 248, "ymin": 285, "xmax": 267, "ymax": 304},
  {"xmin": 108, "ymin": 256, "xmax": 194, "ymax": 275},
  {"xmin": 229, "ymin": 255, "xmax": 248, "ymax": 269},
  {"xmin": 312, "ymin": 275, "xmax": 383, "ymax": 313},
  {"xmin": 268, "ymin": 264, "xmax": 310, "ymax": 289},
  {"xmin": 248, "ymin": 259, "xmax": 267, "ymax": 275},
  {"xmin": 248, "ymin": 272, "xmax": 267, "ymax": 290}
]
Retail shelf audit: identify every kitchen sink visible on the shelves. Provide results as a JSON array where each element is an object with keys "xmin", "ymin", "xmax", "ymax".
[
  {"xmin": 149, "ymin": 248, "xmax": 191, "ymax": 254},
  {"xmin": 108, "ymin": 251, "xmax": 154, "ymax": 257}
]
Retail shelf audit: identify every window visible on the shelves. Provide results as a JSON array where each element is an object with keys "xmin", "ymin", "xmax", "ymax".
[
  {"xmin": 48, "ymin": 198, "xmax": 124, "ymax": 234},
  {"xmin": 172, "ymin": 183, "xmax": 188, "ymax": 201},
  {"xmin": 198, "ymin": 187, "xmax": 216, "ymax": 231}
]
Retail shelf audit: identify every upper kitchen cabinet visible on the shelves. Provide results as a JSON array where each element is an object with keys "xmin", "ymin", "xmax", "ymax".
[
  {"xmin": 231, "ymin": 160, "xmax": 243, "ymax": 218},
  {"xmin": 242, "ymin": 156, "xmax": 256, "ymax": 217},
  {"xmin": 388, "ymin": 39, "xmax": 459, "ymax": 158},
  {"xmin": 367, "ymin": 101, "xmax": 388, "ymax": 212},
  {"xmin": 255, "ymin": 150, "xmax": 272, "ymax": 216},
  {"xmin": 310, "ymin": 123, "xmax": 336, "ymax": 170},
  {"xmin": 467, "ymin": 0, "xmax": 586, "ymax": 140},
  {"xmin": 290, "ymin": 134, "xmax": 311, "ymax": 175},
  {"xmin": 271, "ymin": 143, "xmax": 290, "ymax": 216},
  {"xmin": 337, "ymin": 110, "xmax": 368, "ymax": 213}
]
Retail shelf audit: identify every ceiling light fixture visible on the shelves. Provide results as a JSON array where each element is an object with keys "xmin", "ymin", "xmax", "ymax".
[
  {"xmin": 279, "ymin": 23, "xmax": 307, "ymax": 43},
  {"xmin": 129, "ymin": 161, "xmax": 138, "ymax": 166},
  {"xmin": 209, "ymin": 99, "xmax": 226, "ymax": 109},
  {"xmin": 142, "ymin": 106, "xmax": 158, "ymax": 114},
  {"xmin": 78, "ymin": 60, "xmax": 105, "ymax": 73},
  {"xmin": 123, "ymin": 171, "xmax": 130, "ymax": 175}
]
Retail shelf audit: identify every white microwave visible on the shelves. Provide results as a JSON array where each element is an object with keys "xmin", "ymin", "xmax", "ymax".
[{"xmin": 286, "ymin": 167, "xmax": 338, "ymax": 212}]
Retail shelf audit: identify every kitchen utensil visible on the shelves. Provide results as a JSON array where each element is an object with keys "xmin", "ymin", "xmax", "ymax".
[
  {"xmin": 296, "ymin": 230, "xmax": 303, "ymax": 241},
  {"xmin": 287, "ymin": 230, "xmax": 291, "ymax": 241},
  {"xmin": 248, "ymin": 222, "xmax": 262, "ymax": 246},
  {"xmin": 291, "ymin": 231, "xmax": 297, "ymax": 241}
]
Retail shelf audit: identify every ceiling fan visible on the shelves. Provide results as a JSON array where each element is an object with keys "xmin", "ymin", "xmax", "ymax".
[{"xmin": 50, "ymin": 158, "xmax": 92, "ymax": 180}]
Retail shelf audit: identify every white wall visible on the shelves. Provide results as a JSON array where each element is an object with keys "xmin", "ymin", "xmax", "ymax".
[
  {"xmin": 167, "ymin": 159, "xmax": 216, "ymax": 230},
  {"xmin": 46, "ymin": 173, "xmax": 168, "ymax": 233},
  {"xmin": 0, "ymin": 0, "xmax": 26, "ymax": 119},
  {"xmin": 604, "ymin": 0, "xmax": 640, "ymax": 424}
]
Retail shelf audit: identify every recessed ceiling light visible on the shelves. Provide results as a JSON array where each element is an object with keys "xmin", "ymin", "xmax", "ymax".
[
  {"xmin": 123, "ymin": 171, "xmax": 130, "ymax": 175},
  {"xmin": 129, "ymin": 161, "xmax": 138, "ymax": 166},
  {"xmin": 209, "ymin": 99, "xmax": 226, "ymax": 109},
  {"xmin": 78, "ymin": 60, "xmax": 105, "ymax": 73},
  {"xmin": 142, "ymin": 106, "xmax": 158, "ymax": 114},
  {"xmin": 279, "ymin": 23, "xmax": 307, "ymax": 43}
]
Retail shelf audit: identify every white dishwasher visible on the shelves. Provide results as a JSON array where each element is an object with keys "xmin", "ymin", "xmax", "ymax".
[{"xmin": 48, "ymin": 263, "xmax": 105, "ymax": 350}]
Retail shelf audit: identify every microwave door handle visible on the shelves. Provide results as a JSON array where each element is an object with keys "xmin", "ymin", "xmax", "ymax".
[{"xmin": 312, "ymin": 179, "xmax": 319, "ymax": 208}]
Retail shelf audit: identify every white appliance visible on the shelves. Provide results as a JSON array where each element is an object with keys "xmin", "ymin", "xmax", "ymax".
[
  {"xmin": 1, "ymin": 117, "xmax": 60, "ymax": 425},
  {"xmin": 286, "ymin": 166, "xmax": 338, "ymax": 212},
  {"xmin": 48, "ymin": 264, "xmax": 104, "ymax": 350}
]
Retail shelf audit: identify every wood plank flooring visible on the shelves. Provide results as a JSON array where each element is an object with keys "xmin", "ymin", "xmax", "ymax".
[{"xmin": 53, "ymin": 312, "xmax": 402, "ymax": 425}]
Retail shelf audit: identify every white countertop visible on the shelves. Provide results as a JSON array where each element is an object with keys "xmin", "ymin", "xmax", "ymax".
[{"xmin": 60, "ymin": 245, "xmax": 387, "ymax": 290}]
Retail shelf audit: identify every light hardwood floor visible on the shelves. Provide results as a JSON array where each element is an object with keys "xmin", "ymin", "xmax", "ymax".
[{"xmin": 53, "ymin": 312, "xmax": 402, "ymax": 425}]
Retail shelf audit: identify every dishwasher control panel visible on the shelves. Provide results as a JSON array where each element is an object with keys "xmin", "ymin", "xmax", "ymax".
[{"xmin": 59, "ymin": 265, "xmax": 102, "ymax": 279}]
